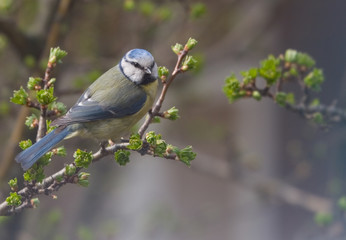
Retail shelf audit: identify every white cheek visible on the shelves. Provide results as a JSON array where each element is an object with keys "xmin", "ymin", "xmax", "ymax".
[{"xmin": 123, "ymin": 64, "xmax": 143, "ymax": 84}]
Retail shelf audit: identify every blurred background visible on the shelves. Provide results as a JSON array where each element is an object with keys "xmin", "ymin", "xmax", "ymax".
[{"xmin": 0, "ymin": 0, "xmax": 346, "ymax": 239}]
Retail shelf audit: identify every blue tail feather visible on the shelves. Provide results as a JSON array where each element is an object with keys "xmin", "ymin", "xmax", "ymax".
[{"xmin": 15, "ymin": 127, "xmax": 72, "ymax": 171}]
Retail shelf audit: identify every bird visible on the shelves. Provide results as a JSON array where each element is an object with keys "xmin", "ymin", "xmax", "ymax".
[{"xmin": 15, "ymin": 49, "xmax": 158, "ymax": 171}]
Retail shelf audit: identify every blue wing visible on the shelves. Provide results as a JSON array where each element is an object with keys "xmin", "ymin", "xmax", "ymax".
[{"xmin": 52, "ymin": 84, "xmax": 147, "ymax": 126}]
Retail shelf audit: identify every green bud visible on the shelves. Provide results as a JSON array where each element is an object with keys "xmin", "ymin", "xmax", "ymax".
[
  {"xmin": 304, "ymin": 68, "xmax": 324, "ymax": 92},
  {"xmin": 252, "ymin": 91, "xmax": 261, "ymax": 101},
  {"xmin": 36, "ymin": 87, "xmax": 57, "ymax": 105},
  {"xmin": 49, "ymin": 47, "xmax": 67, "ymax": 65},
  {"xmin": 275, "ymin": 92, "xmax": 287, "ymax": 107},
  {"xmin": 19, "ymin": 139, "xmax": 33, "ymax": 150},
  {"xmin": 158, "ymin": 66, "xmax": 169, "ymax": 81},
  {"xmin": 123, "ymin": 0, "xmax": 135, "ymax": 11},
  {"xmin": 284, "ymin": 49, "xmax": 298, "ymax": 63},
  {"xmin": 171, "ymin": 43, "xmax": 184, "ymax": 55},
  {"xmin": 182, "ymin": 55, "xmax": 198, "ymax": 71},
  {"xmin": 185, "ymin": 38, "xmax": 198, "ymax": 51},
  {"xmin": 49, "ymin": 101, "xmax": 67, "ymax": 116},
  {"xmin": 30, "ymin": 198, "xmax": 40, "ymax": 208},
  {"xmin": 297, "ymin": 52, "xmax": 315, "ymax": 68},
  {"xmin": 259, "ymin": 55, "xmax": 281, "ymax": 85},
  {"xmin": 77, "ymin": 172, "xmax": 90, "ymax": 187},
  {"xmin": 8, "ymin": 178, "xmax": 18, "ymax": 191},
  {"xmin": 25, "ymin": 114, "xmax": 38, "ymax": 129},
  {"xmin": 289, "ymin": 66, "xmax": 298, "ymax": 77},
  {"xmin": 338, "ymin": 196, "xmax": 346, "ymax": 211},
  {"xmin": 55, "ymin": 175, "xmax": 63, "ymax": 182},
  {"xmin": 38, "ymin": 152, "xmax": 53, "ymax": 166},
  {"xmin": 6, "ymin": 192, "xmax": 22, "ymax": 207},
  {"xmin": 163, "ymin": 106, "xmax": 180, "ymax": 120},
  {"xmin": 53, "ymin": 146, "xmax": 67, "ymax": 156},
  {"xmin": 154, "ymin": 139, "xmax": 167, "ymax": 157},
  {"xmin": 48, "ymin": 78, "xmax": 56, "ymax": 86},
  {"xmin": 27, "ymin": 77, "xmax": 42, "ymax": 90},
  {"xmin": 145, "ymin": 131, "xmax": 158, "ymax": 145},
  {"xmin": 223, "ymin": 74, "xmax": 242, "ymax": 103},
  {"xmin": 285, "ymin": 92, "xmax": 295, "ymax": 105},
  {"xmin": 65, "ymin": 164, "xmax": 76, "ymax": 176},
  {"xmin": 241, "ymin": 68, "xmax": 258, "ymax": 84},
  {"xmin": 314, "ymin": 213, "xmax": 332, "ymax": 227},
  {"xmin": 170, "ymin": 145, "xmax": 196, "ymax": 167},
  {"xmin": 128, "ymin": 133, "xmax": 143, "ymax": 150},
  {"xmin": 152, "ymin": 116, "xmax": 161, "ymax": 123},
  {"xmin": 74, "ymin": 149, "xmax": 93, "ymax": 168},
  {"xmin": 10, "ymin": 86, "xmax": 28, "ymax": 105},
  {"xmin": 114, "ymin": 149, "xmax": 130, "ymax": 166},
  {"xmin": 190, "ymin": 3, "xmax": 207, "ymax": 19}
]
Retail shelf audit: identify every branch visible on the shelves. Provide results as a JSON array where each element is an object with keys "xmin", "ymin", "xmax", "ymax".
[{"xmin": 0, "ymin": 39, "xmax": 197, "ymax": 216}]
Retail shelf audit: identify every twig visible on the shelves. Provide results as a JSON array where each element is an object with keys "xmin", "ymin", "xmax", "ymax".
[
  {"xmin": 0, "ymin": 45, "xmax": 192, "ymax": 216},
  {"xmin": 138, "ymin": 49, "xmax": 187, "ymax": 137}
]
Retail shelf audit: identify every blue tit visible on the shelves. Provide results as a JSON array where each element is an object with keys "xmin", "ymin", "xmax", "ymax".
[{"xmin": 15, "ymin": 49, "xmax": 158, "ymax": 170}]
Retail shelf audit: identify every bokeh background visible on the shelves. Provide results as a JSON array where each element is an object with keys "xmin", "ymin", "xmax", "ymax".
[{"xmin": 0, "ymin": 0, "xmax": 346, "ymax": 239}]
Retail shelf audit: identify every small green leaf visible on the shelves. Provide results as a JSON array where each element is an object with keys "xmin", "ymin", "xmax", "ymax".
[
  {"xmin": 297, "ymin": 52, "xmax": 315, "ymax": 68},
  {"xmin": 78, "ymin": 172, "xmax": 90, "ymax": 187},
  {"xmin": 30, "ymin": 198, "xmax": 40, "ymax": 208},
  {"xmin": 8, "ymin": 178, "xmax": 18, "ymax": 191},
  {"xmin": 152, "ymin": 116, "xmax": 161, "ymax": 123},
  {"xmin": 65, "ymin": 164, "xmax": 76, "ymax": 176},
  {"xmin": 171, "ymin": 43, "xmax": 183, "ymax": 55},
  {"xmin": 74, "ymin": 149, "xmax": 93, "ymax": 168},
  {"xmin": 252, "ymin": 91, "xmax": 262, "ymax": 101},
  {"xmin": 19, "ymin": 139, "xmax": 32, "ymax": 150},
  {"xmin": 49, "ymin": 47, "xmax": 67, "ymax": 65},
  {"xmin": 128, "ymin": 133, "xmax": 143, "ymax": 150},
  {"xmin": 145, "ymin": 131, "xmax": 158, "ymax": 145},
  {"xmin": 156, "ymin": 7, "xmax": 172, "ymax": 21},
  {"xmin": 53, "ymin": 146, "xmax": 67, "ymax": 156},
  {"xmin": 304, "ymin": 68, "xmax": 324, "ymax": 92},
  {"xmin": 114, "ymin": 149, "xmax": 130, "ymax": 166},
  {"xmin": 27, "ymin": 77, "xmax": 42, "ymax": 90},
  {"xmin": 163, "ymin": 106, "xmax": 180, "ymax": 120},
  {"xmin": 49, "ymin": 102, "xmax": 67, "ymax": 116},
  {"xmin": 285, "ymin": 92, "xmax": 295, "ymax": 105},
  {"xmin": 25, "ymin": 114, "xmax": 38, "ymax": 129},
  {"xmin": 284, "ymin": 49, "xmax": 298, "ymax": 63},
  {"xmin": 158, "ymin": 66, "xmax": 169, "ymax": 81},
  {"xmin": 275, "ymin": 92, "xmax": 287, "ymax": 107},
  {"xmin": 10, "ymin": 87, "xmax": 28, "ymax": 105},
  {"xmin": 241, "ymin": 68, "xmax": 258, "ymax": 84},
  {"xmin": 36, "ymin": 87, "xmax": 57, "ymax": 105},
  {"xmin": 259, "ymin": 55, "xmax": 281, "ymax": 85},
  {"xmin": 169, "ymin": 145, "xmax": 196, "ymax": 166},
  {"xmin": 6, "ymin": 192, "xmax": 22, "ymax": 207},
  {"xmin": 182, "ymin": 55, "xmax": 198, "ymax": 71},
  {"xmin": 223, "ymin": 74, "xmax": 243, "ymax": 103},
  {"xmin": 185, "ymin": 38, "xmax": 198, "ymax": 51}
]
